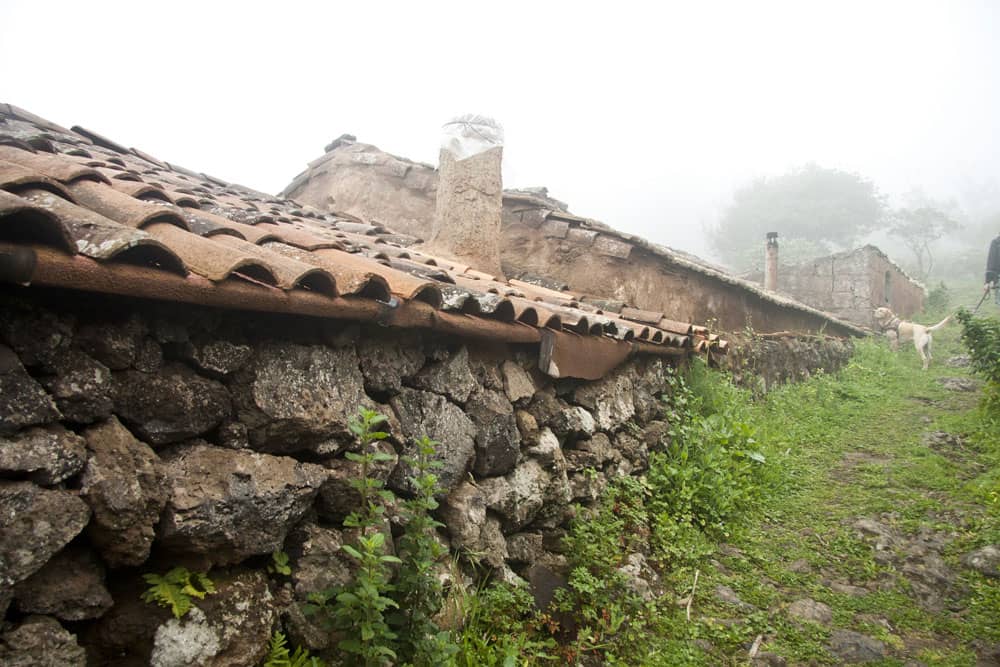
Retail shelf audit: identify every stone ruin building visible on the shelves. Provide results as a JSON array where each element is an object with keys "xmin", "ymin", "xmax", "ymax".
[
  {"xmin": 0, "ymin": 104, "xmax": 856, "ymax": 665},
  {"xmin": 750, "ymin": 243, "xmax": 925, "ymax": 329}
]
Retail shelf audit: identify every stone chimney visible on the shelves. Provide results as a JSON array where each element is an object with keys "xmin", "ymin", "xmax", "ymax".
[
  {"xmin": 425, "ymin": 115, "xmax": 505, "ymax": 278},
  {"xmin": 764, "ymin": 232, "xmax": 779, "ymax": 291}
]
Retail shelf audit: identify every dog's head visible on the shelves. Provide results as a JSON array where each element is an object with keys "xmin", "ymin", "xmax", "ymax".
[{"xmin": 873, "ymin": 307, "xmax": 895, "ymax": 326}]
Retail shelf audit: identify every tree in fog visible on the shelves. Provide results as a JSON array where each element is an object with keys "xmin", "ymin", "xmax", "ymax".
[
  {"xmin": 887, "ymin": 207, "xmax": 959, "ymax": 281},
  {"xmin": 710, "ymin": 164, "xmax": 886, "ymax": 271}
]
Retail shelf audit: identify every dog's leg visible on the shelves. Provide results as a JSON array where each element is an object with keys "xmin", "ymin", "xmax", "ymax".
[
  {"xmin": 916, "ymin": 333, "xmax": 930, "ymax": 370},
  {"xmin": 887, "ymin": 331, "xmax": 899, "ymax": 351}
]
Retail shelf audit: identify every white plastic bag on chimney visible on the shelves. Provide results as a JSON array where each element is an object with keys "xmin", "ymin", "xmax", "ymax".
[{"xmin": 440, "ymin": 114, "xmax": 504, "ymax": 161}]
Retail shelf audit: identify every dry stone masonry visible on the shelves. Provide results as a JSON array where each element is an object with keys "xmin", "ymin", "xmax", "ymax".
[{"xmin": 0, "ymin": 287, "xmax": 852, "ymax": 664}]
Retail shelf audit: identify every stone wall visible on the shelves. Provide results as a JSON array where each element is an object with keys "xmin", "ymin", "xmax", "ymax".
[
  {"xmin": 0, "ymin": 286, "xmax": 855, "ymax": 665},
  {"xmin": 719, "ymin": 334, "xmax": 855, "ymax": 394}
]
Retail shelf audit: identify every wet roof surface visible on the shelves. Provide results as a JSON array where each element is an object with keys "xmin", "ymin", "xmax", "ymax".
[{"xmin": 0, "ymin": 104, "xmax": 715, "ymax": 377}]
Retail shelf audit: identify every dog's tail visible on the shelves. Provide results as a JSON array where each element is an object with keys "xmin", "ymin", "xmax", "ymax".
[{"xmin": 926, "ymin": 314, "xmax": 952, "ymax": 332}]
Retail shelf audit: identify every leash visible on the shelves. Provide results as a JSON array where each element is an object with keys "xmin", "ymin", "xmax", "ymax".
[{"xmin": 971, "ymin": 287, "xmax": 992, "ymax": 315}]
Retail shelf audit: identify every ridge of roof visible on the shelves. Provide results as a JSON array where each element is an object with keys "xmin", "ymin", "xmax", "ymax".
[{"xmin": 0, "ymin": 104, "xmax": 716, "ymax": 380}]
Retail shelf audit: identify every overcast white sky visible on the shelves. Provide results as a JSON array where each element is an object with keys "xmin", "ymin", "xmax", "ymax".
[{"xmin": 2, "ymin": 1, "xmax": 998, "ymax": 259}]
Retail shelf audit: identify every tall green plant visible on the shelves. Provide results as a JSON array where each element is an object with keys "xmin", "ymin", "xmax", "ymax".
[
  {"xmin": 390, "ymin": 435, "xmax": 458, "ymax": 665},
  {"xmin": 317, "ymin": 408, "xmax": 401, "ymax": 666}
]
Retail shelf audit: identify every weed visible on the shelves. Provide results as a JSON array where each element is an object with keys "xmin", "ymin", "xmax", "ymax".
[
  {"xmin": 141, "ymin": 567, "xmax": 215, "ymax": 619},
  {"xmin": 262, "ymin": 631, "xmax": 326, "ymax": 667}
]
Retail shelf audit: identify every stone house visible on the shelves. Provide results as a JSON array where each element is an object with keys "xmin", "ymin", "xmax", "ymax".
[
  {"xmin": 0, "ymin": 104, "xmax": 854, "ymax": 664},
  {"xmin": 753, "ymin": 245, "xmax": 926, "ymax": 329},
  {"xmin": 282, "ymin": 135, "xmax": 867, "ymax": 336}
]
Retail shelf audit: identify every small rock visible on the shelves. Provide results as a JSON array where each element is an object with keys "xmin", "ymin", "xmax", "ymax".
[
  {"xmin": 936, "ymin": 377, "xmax": 977, "ymax": 392},
  {"xmin": 388, "ymin": 388, "xmax": 476, "ymax": 496},
  {"xmin": 80, "ymin": 416, "xmax": 169, "ymax": 567},
  {"xmin": 356, "ymin": 332, "xmax": 425, "ymax": 396},
  {"xmin": 112, "ymin": 363, "xmax": 232, "ymax": 446},
  {"xmin": 0, "ymin": 615, "xmax": 86, "ymax": 666},
  {"xmin": 231, "ymin": 343, "xmax": 368, "ymax": 453},
  {"xmin": 963, "ymin": 545, "xmax": 1000, "ymax": 578},
  {"xmin": 13, "ymin": 545, "xmax": 113, "ymax": 621},
  {"xmin": 157, "ymin": 444, "xmax": 327, "ymax": 565},
  {"xmin": 0, "ymin": 425, "xmax": 87, "ymax": 486},
  {"xmin": 787, "ymin": 558, "xmax": 811, "ymax": 574},
  {"xmin": 180, "ymin": 338, "xmax": 253, "ymax": 378},
  {"xmin": 828, "ymin": 581, "xmax": 869, "ymax": 597},
  {"xmin": 286, "ymin": 521, "xmax": 354, "ymax": 599},
  {"xmin": 828, "ymin": 629, "xmax": 888, "ymax": 663},
  {"xmin": 75, "ymin": 317, "xmax": 144, "ymax": 369},
  {"xmin": 466, "ymin": 388, "xmax": 520, "ymax": 477},
  {"xmin": 550, "ymin": 406, "xmax": 596, "ymax": 439},
  {"xmin": 409, "ymin": 346, "xmax": 478, "ymax": 403},
  {"xmin": 0, "ymin": 482, "xmax": 90, "ymax": 612},
  {"xmin": 506, "ymin": 532, "xmax": 544, "ymax": 564},
  {"xmin": 40, "ymin": 349, "xmax": 113, "ymax": 423},
  {"xmin": 438, "ymin": 481, "xmax": 508, "ymax": 568},
  {"xmin": 945, "ymin": 355, "xmax": 971, "ymax": 367},
  {"xmin": 0, "ymin": 302, "xmax": 73, "ymax": 368},
  {"xmin": 787, "ymin": 598, "xmax": 832, "ymax": 625},
  {"xmin": 752, "ymin": 652, "xmax": 788, "ymax": 667},
  {"xmin": 714, "ymin": 585, "xmax": 755, "ymax": 611},
  {"xmin": 572, "ymin": 366, "xmax": 636, "ymax": 430},
  {"xmin": 616, "ymin": 552, "xmax": 659, "ymax": 602},
  {"xmin": 853, "ymin": 518, "xmax": 896, "ymax": 550},
  {"xmin": 501, "ymin": 360, "xmax": 536, "ymax": 404},
  {"xmin": 0, "ymin": 344, "xmax": 61, "ymax": 435},
  {"xmin": 478, "ymin": 459, "xmax": 551, "ymax": 531},
  {"xmin": 527, "ymin": 562, "xmax": 567, "ymax": 611}
]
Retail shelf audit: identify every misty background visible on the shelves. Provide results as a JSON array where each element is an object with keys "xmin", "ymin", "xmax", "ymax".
[{"xmin": 2, "ymin": 0, "xmax": 998, "ymax": 284}]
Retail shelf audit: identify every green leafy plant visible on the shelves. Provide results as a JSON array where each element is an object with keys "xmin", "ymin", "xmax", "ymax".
[
  {"xmin": 262, "ymin": 631, "xmax": 326, "ymax": 667},
  {"xmin": 390, "ymin": 435, "xmax": 459, "ymax": 665},
  {"xmin": 455, "ymin": 583, "xmax": 558, "ymax": 666},
  {"xmin": 268, "ymin": 550, "xmax": 292, "ymax": 576},
  {"xmin": 957, "ymin": 308, "xmax": 1000, "ymax": 410},
  {"xmin": 141, "ymin": 567, "xmax": 216, "ymax": 619},
  {"xmin": 307, "ymin": 408, "xmax": 400, "ymax": 667}
]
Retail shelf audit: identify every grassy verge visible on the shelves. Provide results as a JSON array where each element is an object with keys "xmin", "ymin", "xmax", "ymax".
[{"xmin": 456, "ymin": 299, "xmax": 1000, "ymax": 665}]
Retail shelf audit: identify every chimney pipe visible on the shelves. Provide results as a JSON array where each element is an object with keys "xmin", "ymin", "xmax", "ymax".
[
  {"xmin": 425, "ymin": 115, "xmax": 505, "ymax": 278},
  {"xmin": 764, "ymin": 232, "xmax": 779, "ymax": 291}
]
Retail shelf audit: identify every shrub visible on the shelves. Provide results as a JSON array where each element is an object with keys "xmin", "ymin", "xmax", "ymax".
[{"xmin": 957, "ymin": 308, "xmax": 1000, "ymax": 411}]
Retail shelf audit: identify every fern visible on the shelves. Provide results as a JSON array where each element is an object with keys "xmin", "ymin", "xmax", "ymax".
[
  {"xmin": 141, "ymin": 567, "xmax": 216, "ymax": 619},
  {"xmin": 263, "ymin": 631, "xmax": 326, "ymax": 667}
]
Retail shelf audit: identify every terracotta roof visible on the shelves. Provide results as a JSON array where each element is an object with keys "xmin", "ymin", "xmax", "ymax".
[{"xmin": 0, "ymin": 103, "xmax": 717, "ymax": 380}]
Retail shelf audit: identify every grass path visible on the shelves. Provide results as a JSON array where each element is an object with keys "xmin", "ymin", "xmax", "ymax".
[{"xmin": 670, "ymin": 324, "xmax": 1000, "ymax": 665}]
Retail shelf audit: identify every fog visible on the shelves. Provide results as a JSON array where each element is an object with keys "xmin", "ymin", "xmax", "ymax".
[{"xmin": 2, "ymin": 0, "xmax": 998, "ymax": 264}]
